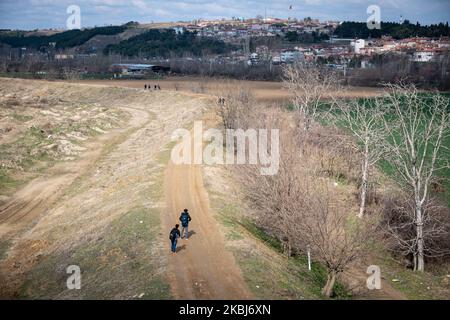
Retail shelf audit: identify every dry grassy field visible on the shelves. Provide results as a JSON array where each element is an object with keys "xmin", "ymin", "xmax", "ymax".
[{"xmin": 68, "ymin": 77, "xmax": 384, "ymax": 104}]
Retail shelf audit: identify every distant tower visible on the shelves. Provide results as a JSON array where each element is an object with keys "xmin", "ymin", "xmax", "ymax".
[{"xmin": 400, "ymin": 15, "xmax": 404, "ymax": 24}]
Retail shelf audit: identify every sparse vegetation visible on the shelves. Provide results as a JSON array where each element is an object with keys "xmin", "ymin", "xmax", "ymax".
[
  {"xmin": 18, "ymin": 206, "xmax": 170, "ymax": 299},
  {"xmin": 205, "ymin": 169, "xmax": 351, "ymax": 300},
  {"xmin": 0, "ymin": 80, "xmax": 129, "ymax": 197},
  {"xmin": 213, "ymin": 66, "xmax": 449, "ymax": 299}
]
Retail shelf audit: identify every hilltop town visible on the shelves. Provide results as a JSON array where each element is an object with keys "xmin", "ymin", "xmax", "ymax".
[{"xmin": 1, "ymin": 17, "xmax": 449, "ymax": 87}]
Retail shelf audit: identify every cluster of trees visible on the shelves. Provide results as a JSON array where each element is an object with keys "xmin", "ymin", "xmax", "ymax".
[
  {"xmin": 347, "ymin": 52, "xmax": 450, "ymax": 89},
  {"xmin": 0, "ymin": 52, "xmax": 117, "ymax": 79},
  {"xmin": 218, "ymin": 81, "xmax": 375, "ymax": 297},
  {"xmin": 335, "ymin": 21, "xmax": 450, "ymax": 39},
  {"xmin": 169, "ymin": 58, "xmax": 282, "ymax": 80},
  {"xmin": 218, "ymin": 65, "xmax": 450, "ymax": 297},
  {"xmin": 104, "ymin": 29, "xmax": 236, "ymax": 58},
  {"xmin": 285, "ymin": 30, "xmax": 330, "ymax": 43},
  {"xmin": 288, "ymin": 65, "xmax": 450, "ymax": 271},
  {"xmin": 0, "ymin": 26, "xmax": 127, "ymax": 50}
]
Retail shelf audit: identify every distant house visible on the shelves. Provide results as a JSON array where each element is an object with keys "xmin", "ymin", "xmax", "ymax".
[
  {"xmin": 55, "ymin": 54, "xmax": 74, "ymax": 60},
  {"xmin": 251, "ymin": 24, "xmax": 263, "ymax": 31},
  {"xmin": 281, "ymin": 50, "xmax": 304, "ymax": 63},
  {"xmin": 272, "ymin": 55, "xmax": 282, "ymax": 65},
  {"xmin": 173, "ymin": 26, "xmax": 185, "ymax": 35},
  {"xmin": 351, "ymin": 39, "xmax": 365, "ymax": 54},
  {"xmin": 412, "ymin": 51, "xmax": 435, "ymax": 62}
]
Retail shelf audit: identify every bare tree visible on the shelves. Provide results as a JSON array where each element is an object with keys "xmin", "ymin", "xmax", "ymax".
[
  {"xmin": 297, "ymin": 182, "xmax": 375, "ymax": 297},
  {"xmin": 380, "ymin": 83, "xmax": 450, "ymax": 272},
  {"xmin": 235, "ymin": 111, "xmax": 374, "ymax": 297},
  {"xmin": 332, "ymin": 98, "xmax": 386, "ymax": 218},
  {"xmin": 216, "ymin": 82, "xmax": 255, "ymax": 130},
  {"xmin": 382, "ymin": 194, "xmax": 450, "ymax": 268},
  {"xmin": 236, "ymin": 110, "xmax": 302, "ymax": 257},
  {"xmin": 283, "ymin": 63, "xmax": 339, "ymax": 131},
  {"xmin": 218, "ymin": 81, "xmax": 376, "ymax": 297}
]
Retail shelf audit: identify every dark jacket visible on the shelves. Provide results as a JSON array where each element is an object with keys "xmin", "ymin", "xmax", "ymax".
[
  {"xmin": 179, "ymin": 212, "xmax": 192, "ymax": 227},
  {"xmin": 169, "ymin": 228, "xmax": 180, "ymax": 241}
]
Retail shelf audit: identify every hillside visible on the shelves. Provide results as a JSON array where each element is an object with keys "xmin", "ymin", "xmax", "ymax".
[
  {"xmin": 104, "ymin": 29, "xmax": 236, "ymax": 58},
  {"xmin": 0, "ymin": 26, "xmax": 128, "ymax": 49}
]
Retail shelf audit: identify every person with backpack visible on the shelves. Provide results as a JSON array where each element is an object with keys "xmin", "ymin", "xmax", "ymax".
[
  {"xmin": 169, "ymin": 224, "xmax": 181, "ymax": 253},
  {"xmin": 179, "ymin": 209, "xmax": 192, "ymax": 240}
]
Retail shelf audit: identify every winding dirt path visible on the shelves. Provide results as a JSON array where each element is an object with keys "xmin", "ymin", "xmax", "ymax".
[{"xmin": 162, "ymin": 128, "xmax": 252, "ymax": 300}]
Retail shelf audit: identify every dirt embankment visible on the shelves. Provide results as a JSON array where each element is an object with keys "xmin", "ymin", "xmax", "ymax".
[{"xmin": 0, "ymin": 79, "xmax": 251, "ymax": 300}]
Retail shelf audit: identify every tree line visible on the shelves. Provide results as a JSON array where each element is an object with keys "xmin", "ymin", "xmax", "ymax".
[
  {"xmin": 0, "ymin": 26, "xmax": 127, "ymax": 50},
  {"xmin": 285, "ymin": 30, "xmax": 330, "ymax": 43},
  {"xmin": 335, "ymin": 21, "xmax": 450, "ymax": 39}
]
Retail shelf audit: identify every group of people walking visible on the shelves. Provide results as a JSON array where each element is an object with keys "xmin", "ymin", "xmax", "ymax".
[
  {"xmin": 169, "ymin": 209, "xmax": 192, "ymax": 253},
  {"xmin": 144, "ymin": 84, "xmax": 161, "ymax": 90}
]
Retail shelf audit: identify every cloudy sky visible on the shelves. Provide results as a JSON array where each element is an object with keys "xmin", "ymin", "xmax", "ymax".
[{"xmin": 0, "ymin": 0, "xmax": 449, "ymax": 30}]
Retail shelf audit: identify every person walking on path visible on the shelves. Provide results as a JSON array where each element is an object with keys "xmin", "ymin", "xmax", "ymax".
[
  {"xmin": 179, "ymin": 209, "xmax": 192, "ymax": 240},
  {"xmin": 169, "ymin": 224, "xmax": 181, "ymax": 253}
]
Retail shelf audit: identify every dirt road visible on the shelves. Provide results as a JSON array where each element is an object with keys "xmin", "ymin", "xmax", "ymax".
[{"xmin": 162, "ymin": 127, "xmax": 251, "ymax": 300}]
